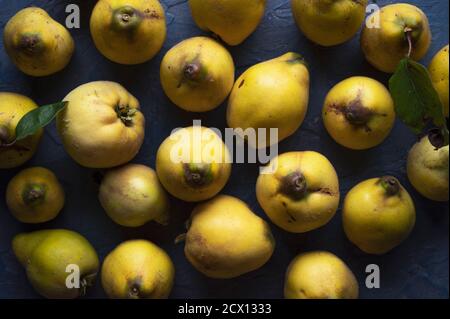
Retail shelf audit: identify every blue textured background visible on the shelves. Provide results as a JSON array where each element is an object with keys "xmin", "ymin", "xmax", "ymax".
[{"xmin": 0, "ymin": 0, "xmax": 448, "ymax": 299}]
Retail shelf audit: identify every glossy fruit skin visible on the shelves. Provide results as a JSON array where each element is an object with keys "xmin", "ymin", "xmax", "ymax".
[
  {"xmin": 99, "ymin": 164, "xmax": 169, "ymax": 227},
  {"xmin": 361, "ymin": 3, "xmax": 432, "ymax": 73},
  {"xmin": 291, "ymin": 0, "xmax": 368, "ymax": 46},
  {"xmin": 257, "ymin": 151, "xmax": 340, "ymax": 233},
  {"xmin": 183, "ymin": 195, "xmax": 275, "ymax": 279},
  {"xmin": 6, "ymin": 167, "xmax": 65, "ymax": 223},
  {"xmin": 428, "ymin": 45, "xmax": 449, "ymax": 118},
  {"xmin": 284, "ymin": 251, "xmax": 359, "ymax": 299},
  {"xmin": 407, "ymin": 136, "xmax": 449, "ymax": 202},
  {"xmin": 188, "ymin": 0, "xmax": 266, "ymax": 46},
  {"xmin": 101, "ymin": 240, "xmax": 175, "ymax": 299},
  {"xmin": 12, "ymin": 229, "xmax": 99, "ymax": 299},
  {"xmin": 322, "ymin": 76, "xmax": 395, "ymax": 150},
  {"xmin": 0, "ymin": 93, "xmax": 43, "ymax": 169},
  {"xmin": 227, "ymin": 52, "xmax": 310, "ymax": 148},
  {"xmin": 343, "ymin": 177, "xmax": 416, "ymax": 255},
  {"xmin": 90, "ymin": 0, "xmax": 166, "ymax": 65},
  {"xmin": 156, "ymin": 126, "xmax": 231, "ymax": 202},
  {"xmin": 56, "ymin": 81, "xmax": 145, "ymax": 168},
  {"xmin": 3, "ymin": 7, "xmax": 74, "ymax": 76},
  {"xmin": 160, "ymin": 37, "xmax": 235, "ymax": 112}
]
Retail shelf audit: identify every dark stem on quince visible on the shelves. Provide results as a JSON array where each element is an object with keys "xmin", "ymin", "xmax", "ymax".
[
  {"xmin": 279, "ymin": 172, "xmax": 308, "ymax": 200},
  {"xmin": 115, "ymin": 105, "xmax": 137, "ymax": 127},
  {"xmin": 112, "ymin": 6, "xmax": 142, "ymax": 32},
  {"xmin": 183, "ymin": 163, "xmax": 212, "ymax": 187},
  {"xmin": 379, "ymin": 176, "xmax": 400, "ymax": 197},
  {"xmin": 22, "ymin": 184, "xmax": 46, "ymax": 206},
  {"xmin": 183, "ymin": 63, "xmax": 201, "ymax": 81},
  {"xmin": 344, "ymin": 101, "xmax": 372, "ymax": 126}
]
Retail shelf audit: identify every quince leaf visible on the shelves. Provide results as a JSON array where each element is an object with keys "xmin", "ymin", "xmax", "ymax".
[
  {"xmin": 389, "ymin": 58, "xmax": 448, "ymax": 144},
  {"xmin": 15, "ymin": 101, "xmax": 68, "ymax": 141}
]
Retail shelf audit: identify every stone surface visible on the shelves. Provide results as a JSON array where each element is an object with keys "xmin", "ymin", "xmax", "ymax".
[{"xmin": 0, "ymin": 0, "xmax": 448, "ymax": 299}]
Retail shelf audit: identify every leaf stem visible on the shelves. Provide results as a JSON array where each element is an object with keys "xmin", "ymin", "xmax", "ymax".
[{"xmin": 0, "ymin": 140, "xmax": 17, "ymax": 148}]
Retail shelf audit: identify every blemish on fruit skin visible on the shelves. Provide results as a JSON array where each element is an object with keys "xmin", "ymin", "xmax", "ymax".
[
  {"xmin": 238, "ymin": 79, "xmax": 245, "ymax": 88},
  {"xmin": 285, "ymin": 210, "xmax": 297, "ymax": 223},
  {"xmin": 143, "ymin": 9, "xmax": 161, "ymax": 20},
  {"xmin": 281, "ymin": 201, "xmax": 297, "ymax": 224},
  {"xmin": 186, "ymin": 232, "xmax": 219, "ymax": 271},
  {"xmin": 327, "ymin": 94, "xmax": 389, "ymax": 134},
  {"xmin": 312, "ymin": 188, "xmax": 335, "ymax": 196}
]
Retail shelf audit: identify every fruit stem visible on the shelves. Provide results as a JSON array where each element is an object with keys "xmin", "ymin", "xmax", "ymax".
[
  {"xmin": 80, "ymin": 272, "xmax": 97, "ymax": 297},
  {"xmin": 122, "ymin": 14, "xmax": 131, "ymax": 23},
  {"xmin": 17, "ymin": 34, "xmax": 44, "ymax": 55},
  {"xmin": 344, "ymin": 100, "xmax": 372, "ymax": 126},
  {"xmin": 115, "ymin": 105, "xmax": 137, "ymax": 126},
  {"xmin": 129, "ymin": 285, "xmax": 140, "ymax": 298},
  {"xmin": 379, "ymin": 176, "xmax": 400, "ymax": 197},
  {"xmin": 279, "ymin": 172, "xmax": 308, "ymax": 200},
  {"xmin": 174, "ymin": 233, "xmax": 187, "ymax": 244},
  {"xmin": 112, "ymin": 6, "xmax": 142, "ymax": 32},
  {"xmin": 183, "ymin": 63, "xmax": 201, "ymax": 81},
  {"xmin": 405, "ymin": 27, "xmax": 413, "ymax": 58},
  {"xmin": 285, "ymin": 53, "xmax": 307, "ymax": 67},
  {"xmin": 183, "ymin": 163, "xmax": 212, "ymax": 187},
  {"xmin": 22, "ymin": 184, "xmax": 46, "ymax": 206}
]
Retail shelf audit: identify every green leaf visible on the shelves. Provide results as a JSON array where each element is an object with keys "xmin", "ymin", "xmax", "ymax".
[
  {"xmin": 15, "ymin": 101, "xmax": 68, "ymax": 141},
  {"xmin": 389, "ymin": 58, "xmax": 447, "ymax": 134}
]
